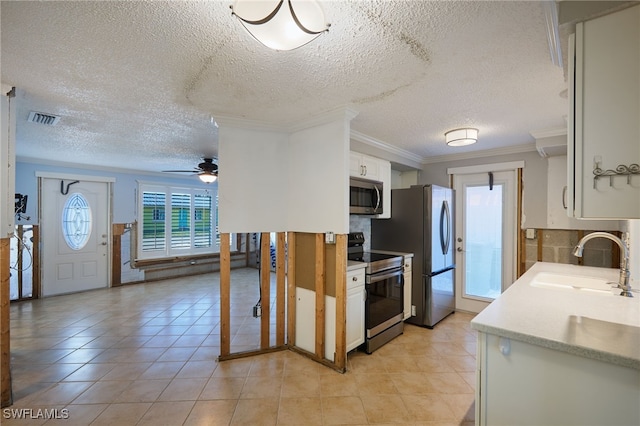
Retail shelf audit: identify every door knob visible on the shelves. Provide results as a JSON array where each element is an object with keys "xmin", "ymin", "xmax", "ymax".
[
  {"xmin": 101, "ymin": 242, "xmax": 107, "ymax": 246},
  {"xmin": 457, "ymin": 237, "xmax": 462, "ymax": 242},
  {"xmin": 457, "ymin": 247, "xmax": 463, "ymax": 252}
]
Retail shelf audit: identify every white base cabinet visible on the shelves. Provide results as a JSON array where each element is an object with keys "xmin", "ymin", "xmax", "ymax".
[
  {"xmin": 402, "ymin": 257, "xmax": 412, "ymax": 320},
  {"xmin": 346, "ymin": 267, "xmax": 366, "ymax": 352},
  {"xmin": 476, "ymin": 331, "xmax": 640, "ymax": 425}
]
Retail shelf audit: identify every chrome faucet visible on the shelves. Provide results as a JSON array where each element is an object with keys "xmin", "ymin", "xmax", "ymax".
[{"xmin": 573, "ymin": 232, "xmax": 632, "ymax": 297}]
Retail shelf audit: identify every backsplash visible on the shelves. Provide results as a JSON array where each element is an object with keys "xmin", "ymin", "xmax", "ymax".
[
  {"xmin": 349, "ymin": 215, "xmax": 371, "ymax": 251},
  {"xmin": 524, "ymin": 229, "xmax": 619, "ymax": 273}
]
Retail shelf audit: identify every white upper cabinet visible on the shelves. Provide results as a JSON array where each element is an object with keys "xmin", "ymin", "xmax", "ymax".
[
  {"xmin": 350, "ymin": 152, "xmax": 381, "ymax": 181},
  {"xmin": 349, "ymin": 152, "xmax": 391, "ymax": 219},
  {"xmin": 569, "ymin": 4, "xmax": 640, "ymax": 219}
]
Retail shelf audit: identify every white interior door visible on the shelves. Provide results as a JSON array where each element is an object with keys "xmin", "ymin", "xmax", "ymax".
[
  {"xmin": 40, "ymin": 176, "xmax": 111, "ymax": 297},
  {"xmin": 453, "ymin": 169, "xmax": 517, "ymax": 313}
]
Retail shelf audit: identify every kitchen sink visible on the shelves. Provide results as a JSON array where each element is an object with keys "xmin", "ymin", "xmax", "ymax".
[{"xmin": 529, "ymin": 272, "xmax": 615, "ymax": 295}]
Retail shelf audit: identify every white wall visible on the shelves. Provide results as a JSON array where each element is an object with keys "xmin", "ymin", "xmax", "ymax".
[
  {"xmin": 1, "ymin": 91, "xmax": 16, "ymax": 237},
  {"xmin": 217, "ymin": 127, "xmax": 289, "ymax": 233},
  {"xmin": 420, "ymin": 150, "xmax": 548, "ymax": 228},
  {"xmin": 15, "ymin": 161, "xmax": 213, "ymax": 225},
  {"xmin": 287, "ymin": 119, "xmax": 349, "ymax": 234},
  {"xmin": 218, "ymin": 112, "xmax": 353, "ymax": 235}
]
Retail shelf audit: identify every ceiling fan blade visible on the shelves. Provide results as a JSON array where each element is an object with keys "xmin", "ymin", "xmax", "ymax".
[{"xmin": 162, "ymin": 169, "xmax": 199, "ymax": 173}]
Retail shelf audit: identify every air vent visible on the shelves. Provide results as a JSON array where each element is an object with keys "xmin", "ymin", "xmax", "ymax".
[{"xmin": 27, "ymin": 111, "xmax": 60, "ymax": 126}]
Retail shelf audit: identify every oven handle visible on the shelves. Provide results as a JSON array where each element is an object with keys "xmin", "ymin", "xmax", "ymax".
[{"xmin": 366, "ymin": 269, "xmax": 403, "ymax": 284}]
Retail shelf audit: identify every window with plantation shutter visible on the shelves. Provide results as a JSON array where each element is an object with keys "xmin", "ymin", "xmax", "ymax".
[{"xmin": 137, "ymin": 183, "xmax": 233, "ymax": 260}]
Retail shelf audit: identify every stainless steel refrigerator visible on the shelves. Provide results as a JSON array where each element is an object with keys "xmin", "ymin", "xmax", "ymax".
[{"xmin": 371, "ymin": 185, "xmax": 455, "ymax": 328}]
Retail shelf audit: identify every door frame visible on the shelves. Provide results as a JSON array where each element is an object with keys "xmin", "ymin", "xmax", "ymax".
[
  {"xmin": 36, "ymin": 171, "xmax": 115, "ymax": 297},
  {"xmin": 448, "ymin": 161, "xmax": 523, "ymax": 313}
]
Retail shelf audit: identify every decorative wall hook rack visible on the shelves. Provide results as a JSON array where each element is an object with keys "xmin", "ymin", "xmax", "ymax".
[{"xmin": 593, "ymin": 163, "xmax": 639, "ymax": 188}]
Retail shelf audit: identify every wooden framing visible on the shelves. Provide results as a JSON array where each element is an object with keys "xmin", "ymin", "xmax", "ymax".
[
  {"xmin": 217, "ymin": 231, "xmax": 348, "ymax": 373},
  {"xmin": 276, "ymin": 233, "xmax": 286, "ymax": 346},
  {"xmin": 1, "ymin": 237, "xmax": 12, "ymax": 407},
  {"xmin": 111, "ymin": 223, "xmax": 125, "ymax": 287},
  {"xmin": 260, "ymin": 233, "xmax": 270, "ymax": 349},
  {"xmin": 219, "ymin": 233, "xmax": 231, "ymax": 358},
  {"xmin": 333, "ymin": 234, "xmax": 347, "ymax": 370},
  {"xmin": 517, "ymin": 169, "xmax": 525, "ymax": 278},
  {"xmin": 314, "ymin": 233, "xmax": 325, "ymax": 358},
  {"xmin": 286, "ymin": 232, "xmax": 296, "ymax": 347}
]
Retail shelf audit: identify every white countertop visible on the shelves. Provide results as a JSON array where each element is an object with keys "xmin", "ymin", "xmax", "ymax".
[
  {"xmin": 471, "ymin": 262, "xmax": 640, "ymax": 370},
  {"xmin": 347, "ymin": 260, "xmax": 366, "ymax": 271}
]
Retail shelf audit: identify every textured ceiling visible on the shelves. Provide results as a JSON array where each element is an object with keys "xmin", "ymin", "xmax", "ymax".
[{"xmin": 0, "ymin": 1, "xmax": 625, "ymax": 174}]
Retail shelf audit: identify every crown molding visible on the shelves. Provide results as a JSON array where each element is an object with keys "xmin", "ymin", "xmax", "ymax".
[
  {"xmin": 530, "ymin": 127, "xmax": 567, "ymax": 139},
  {"xmin": 350, "ymin": 130, "xmax": 424, "ymax": 164},
  {"xmin": 422, "ymin": 142, "xmax": 538, "ymax": 165}
]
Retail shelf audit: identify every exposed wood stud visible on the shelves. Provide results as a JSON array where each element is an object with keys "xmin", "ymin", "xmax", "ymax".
[
  {"xmin": 276, "ymin": 232, "xmax": 286, "ymax": 346},
  {"xmin": 333, "ymin": 234, "xmax": 347, "ymax": 371},
  {"xmin": 314, "ymin": 233, "xmax": 325, "ymax": 358},
  {"xmin": 287, "ymin": 232, "xmax": 296, "ymax": 346},
  {"xmin": 220, "ymin": 233, "xmax": 231, "ymax": 357},
  {"xmin": 112, "ymin": 224, "xmax": 125, "ymax": 287},
  {"xmin": 32, "ymin": 225, "xmax": 40, "ymax": 299},
  {"xmin": 537, "ymin": 229, "xmax": 543, "ymax": 262},
  {"xmin": 260, "ymin": 232, "xmax": 271, "ymax": 349}
]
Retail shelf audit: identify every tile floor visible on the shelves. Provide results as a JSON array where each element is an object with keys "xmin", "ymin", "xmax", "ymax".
[{"xmin": 6, "ymin": 268, "xmax": 476, "ymax": 425}]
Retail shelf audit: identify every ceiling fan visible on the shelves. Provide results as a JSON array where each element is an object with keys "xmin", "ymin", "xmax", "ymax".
[{"xmin": 163, "ymin": 158, "xmax": 218, "ymax": 183}]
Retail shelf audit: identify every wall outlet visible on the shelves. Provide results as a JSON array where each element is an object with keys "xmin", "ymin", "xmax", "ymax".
[
  {"xmin": 525, "ymin": 229, "xmax": 536, "ymax": 239},
  {"xmin": 252, "ymin": 305, "xmax": 262, "ymax": 318},
  {"xmin": 325, "ymin": 232, "xmax": 335, "ymax": 244},
  {"xmin": 411, "ymin": 305, "xmax": 416, "ymax": 316}
]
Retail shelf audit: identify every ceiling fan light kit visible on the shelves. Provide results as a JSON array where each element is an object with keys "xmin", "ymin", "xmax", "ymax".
[
  {"xmin": 231, "ymin": 0, "xmax": 330, "ymax": 51},
  {"xmin": 445, "ymin": 128, "xmax": 478, "ymax": 147},
  {"xmin": 198, "ymin": 171, "xmax": 218, "ymax": 184},
  {"xmin": 162, "ymin": 158, "xmax": 218, "ymax": 183}
]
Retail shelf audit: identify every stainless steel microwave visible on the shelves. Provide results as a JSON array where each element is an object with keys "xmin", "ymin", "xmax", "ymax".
[{"xmin": 350, "ymin": 177, "xmax": 383, "ymax": 215}]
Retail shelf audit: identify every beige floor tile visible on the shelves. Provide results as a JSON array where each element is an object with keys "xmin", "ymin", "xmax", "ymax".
[
  {"xmin": 277, "ymin": 397, "xmax": 323, "ymax": 425},
  {"xmin": 360, "ymin": 394, "xmax": 411, "ymax": 424},
  {"xmin": 136, "ymin": 400, "xmax": 195, "ymax": 426},
  {"xmin": 321, "ymin": 396, "xmax": 368, "ymax": 425},
  {"xmin": 354, "ymin": 373, "xmax": 399, "ymax": 395},
  {"xmin": 48, "ymin": 404, "xmax": 109, "ymax": 425},
  {"xmin": 138, "ymin": 361, "xmax": 185, "ymax": 380},
  {"xmin": 184, "ymin": 400, "xmax": 238, "ymax": 426},
  {"xmin": 231, "ymin": 398, "xmax": 279, "ymax": 425},
  {"xmin": 9, "ymin": 270, "xmax": 479, "ymax": 425},
  {"xmin": 399, "ymin": 394, "xmax": 457, "ymax": 422},
  {"xmin": 240, "ymin": 375, "xmax": 283, "ymax": 399},
  {"xmin": 281, "ymin": 371, "xmax": 321, "ymax": 398},
  {"xmin": 200, "ymin": 377, "xmax": 246, "ymax": 400},
  {"xmin": 156, "ymin": 378, "xmax": 207, "ymax": 401},
  {"xmin": 113, "ymin": 379, "xmax": 170, "ymax": 403},
  {"xmin": 319, "ymin": 371, "xmax": 358, "ymax": 397},
  {"xmin": 72, "ymin": 380, "xmax": 133, "ymax": 404},
  {"xmin": 175, "ymin": 360, "xmax": 218, "ymax": 379},
  {"xmin": 89, "ymin": 402, "xmax": 151, "ymax": 426}
]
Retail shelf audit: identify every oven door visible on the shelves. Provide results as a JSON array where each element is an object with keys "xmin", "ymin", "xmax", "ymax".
[{"xmin": 365, "ymin": 268, "xmax": 403, "ymax": 337}]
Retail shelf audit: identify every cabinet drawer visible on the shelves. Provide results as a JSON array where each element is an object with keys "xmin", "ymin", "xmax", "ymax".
[{"xmin": 347, "ymin": 268, "xmax": 365, "ymax": 290}]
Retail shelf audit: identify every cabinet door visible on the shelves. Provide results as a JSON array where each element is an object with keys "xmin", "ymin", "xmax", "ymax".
[
  {"xmin": 346, "ymin": 268, "xmax": 365, "ymax": 352},
  {"xmin": 349, "ymin": 153, "xmax": 363, "ymax": 177},
  {"xmin": 403, "ymin": 258, "xmax": 412, "ymax": 320},
  {"xmin": 360, "ymin": 155, "xmax": 380, "ymax": 180},
  {"xmin": 571, "ymin": 5, "xmax": 640, "ymax": 219}
]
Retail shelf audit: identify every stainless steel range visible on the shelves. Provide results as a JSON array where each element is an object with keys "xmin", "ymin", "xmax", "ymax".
[{"xmin": 348, "ymin": 232, "xmax": 404, "ymax": 353}]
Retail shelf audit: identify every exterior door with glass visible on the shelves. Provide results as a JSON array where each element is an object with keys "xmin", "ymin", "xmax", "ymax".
[
  {"xmin": 40, "ymin": 176, "xmax": 111, "ymax": 297},
  {"xmin": 453, "ymin": 169, "xmax": 517, "ymax": 313}
]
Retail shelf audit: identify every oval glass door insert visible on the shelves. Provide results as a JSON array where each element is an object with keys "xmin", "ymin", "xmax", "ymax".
[{"xmin": 62, "ymin": 192, "xmax": 92, "ymax": 250}]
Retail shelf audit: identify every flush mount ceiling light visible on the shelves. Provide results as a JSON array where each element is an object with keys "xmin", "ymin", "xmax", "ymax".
[
  {"xmin": 231, "ymin": 0, "xmax": 330, "ymax": 51},
  {"xmin": 445, "ymin": 128, "xmax": 479, "ymax": 147},
  {"xmin": 198, "ymin": 171, "xmax": 218, "ymax": 184}
]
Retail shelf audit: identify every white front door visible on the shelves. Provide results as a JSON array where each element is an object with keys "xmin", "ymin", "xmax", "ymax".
[
  {"xmin": 453, "ymin": 169, "xmax": 517, "ymax": 313},
  {"xmin": 40, "ymin": 176, "xmax": 111, "ymax": 297}
]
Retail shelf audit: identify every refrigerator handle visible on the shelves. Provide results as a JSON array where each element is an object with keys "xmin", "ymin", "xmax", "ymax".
[{"xmin": 440, "ymin": 200, "xmax": 451, "ymax": 255}]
